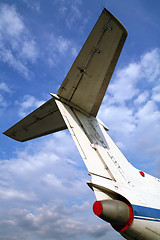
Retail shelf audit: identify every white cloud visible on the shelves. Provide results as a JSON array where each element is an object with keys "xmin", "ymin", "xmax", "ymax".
[
  {"xmin": 101, "ymin": 105, "xmax": 136, "ymax": 136},
  {"xmin": 133, "ymin": 100, "xmax": 160, "ymax": 155},
  {"xmin": 0, "ymin": 94, "xmax": 7, "ymax": 108},
  {"xmin": 55, "ymin": 36, "xmax": 71, "ymax": 54},
  {"xmin": 21, "ymin": 40, "xmax": 38, "ymax": 63},
  {"xmin": 140, "ymin": 48, "xmax": 160, "ymax": 82},
  {"xmin": 56, "ymin": 0, "xmax": 82, "ymax": 28},
  {"xmin": 0, "ymin": 82, "xmax": 11, "ymax": 92},
  {"xmin": 0, "ymin": 202, "xmax": 110, "ymax": 240},
  {"xmin": 134, "ymin": 91, "xmax": 149, "ymax": 105},
  {"xmin": 152, "ymin": 85, "xmax": 160, "ymax": 102},
  {"xmin": 0, "ymin": 47, "xmax": 30, "ymax": 79},
  {"xmin": 23, "ymin": 0, "xmax": 40, "ymax": 12},
  {"xmin": 0, "ymin": 82, "xmax": 11, "ymax": 109},
  {"xmin": 48, "ymin": 34, "xmax": 78, "ymax": 67},
  {"xmin": 0, "ymin": 4, "xmax": 24, "ymax": 37},
  {"xmin": 99, "ymin": 48, "xmax": 160, "ymax": 174},
  {"xmin": 0, "ymin": 187, "xmax": 33, "ymax": 201},
  {"xmin": 65, "ymin": 4, "xmax": 81, "ymax": 28},
  {"xmin": 106, "ymin": 49, "xmax": 160, "ymax": 106},
  {"xmin": 0, "ymin": 130, "xmax": 124, "ymax": 240},
  {"xmin": 107, "ymin": 62, "xmax": 140, "ymax": 104},
  {"xmin": 0, "ymin": 4, "xmax": 38, "ymax": 79},
  {"xmin": 0, "ymin": 132, "xmax": 86, "ymax": 203},
  {"xmin": 16, "ymin": 95, "xmax": 45, "ymax": 117}
]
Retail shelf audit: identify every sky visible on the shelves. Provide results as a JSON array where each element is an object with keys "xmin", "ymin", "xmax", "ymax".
[{"xmin": 0, "ymin": 0, "xmax": 160, "ymax": 239}]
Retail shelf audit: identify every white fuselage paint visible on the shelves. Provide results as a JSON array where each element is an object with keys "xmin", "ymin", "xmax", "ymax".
[{"xmin": 55, "ymin": 99, "xmax": 160, "ymax": 240}]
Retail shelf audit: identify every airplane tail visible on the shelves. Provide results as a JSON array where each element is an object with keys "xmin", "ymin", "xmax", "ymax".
[
  {"xmin": 4, "ymin": 8, "xmax": 127, "ymax": 142},
  {"xmin": 3, "ymin": 7, "xmax": 131, "ymax": 201},
  {"xmin": 4, "ymin": 8, "xmax": 160, "ymax": 240},
  {"xmin": 3, "ymin": 7, "xmax": 132, "ymax": 201}
]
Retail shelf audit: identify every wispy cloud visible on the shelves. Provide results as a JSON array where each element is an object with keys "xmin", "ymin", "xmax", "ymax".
[
  {"xmin": 20, "ymin": 40, "xmax": 38, "ymax": 63},
  {"xmin": 16, "ymin": 94, "xmax": 45, "ymax": 117},
  {"xmin": 0, "ymin": 94, "xmax": 7, "ymax": 108},
  {"xmin": 56, "ymin": 0, "xmax": 82, "ymax": 28},
  {"xmin": 0, "ymin": 82, "xmax": 11, "ymax": 92},
  {"xmin": 22, "ymin": 0, "xmax": 40, "ymax": 12},
  {"xmin": 0, "ymin": 4, "xmax": 38, "ymax": 79},
  {"xmin": 0, "ymin": 82, "xmax": 11, "ymax": 109},
  {"xmin": 48, "ymin": 34, "xmax": 78, "ymax": 67}
]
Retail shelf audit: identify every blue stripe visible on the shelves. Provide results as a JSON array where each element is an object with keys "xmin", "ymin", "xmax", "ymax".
[
  {"xmin": 132, "ymin": 205, "xmax": 160, "ymax": 221},
  {"xmin": 134, "ymin": 216, "xmax": 160, "ymax": 222}
]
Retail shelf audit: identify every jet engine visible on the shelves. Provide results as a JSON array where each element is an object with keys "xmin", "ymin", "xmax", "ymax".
[{"xmin": 93, "ymin": 200, "xmax": 134, "ymax": 232}]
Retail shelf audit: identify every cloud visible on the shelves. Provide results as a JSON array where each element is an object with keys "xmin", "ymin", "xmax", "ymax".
[
  {"xmin": 48, "ymin": 34, "xmax": 78, "ymax": 67},
  {"xmin": 0, "ymin": 82, "xmax": 11, "ymax": 109},
  {"xmin": 0, "ymin": 202, "xmax": 110, "ymax": 240},
  {"xmin": 65, "ymin": 3, "xmax": 81, "ymax": 28},
  {"xmin": 0, "ymin": 130, "xmax": 124, "ymax": 240},
  {"xmin": 0, "ymin": 47, "xmax": 31, "ymax": 79},
  {"xmin": 140, "ymin": 48, "xmax": 160, "ymax": 82},
  {"xmin": 152, "ymin": 85, "xmax": 160, "ymax": 102},
  {"xmin": 0, "ymin": 187, "xmax": 33, "ymax": 201},
  {"xmin": 0, "ymin": 94, "xmax": 6, "ymax": 107},
  {"xmin": 0, "ymin": 132, "xmax": 88, "ymax": 203},
  {"xmin": 105, "ymin": 49, "xmax": 160, "ymax": 106},
  {"xmin": 0, "ymin": 4, "xmax": 24, "ymax": 37},
  {"xmin": 0, "ymin": 82, "xmax": 11, "ymax": 92},
  {"xmin": 23, "ymin": 0, "xmax": 40, "ymax": 12},
  {"xmin": 0, "ymin": 3, "xmax": 38, "ymax": 79},
  {"xmin": 49, "ymin": 35, "xmax": 72, "ymax": 55},
  {"xmin": 16, "ymin": 95, "xmax": 45, "ymax": 117},
  {"xmin": 20, "ymin": 40, "xmax": 38, "ymax": 63},
  {"xmin": 134, "ymin": 91, "xmax": 149, "ymax": 105},
  {"xmin": 99, "ymin": 48, "xmax": 160, "ymax": 174},
  {"xmin": 56, "ymin": 0, "xmax": 82, "ymax": 28}
]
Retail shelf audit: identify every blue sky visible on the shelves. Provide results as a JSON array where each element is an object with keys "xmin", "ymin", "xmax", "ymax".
[{"xmin": 0, "ymin": 0, "xmax": 160, "ymax": 240}]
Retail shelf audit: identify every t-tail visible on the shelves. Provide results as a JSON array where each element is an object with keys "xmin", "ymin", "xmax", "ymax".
[{"xmin": 3, "ymin": 8, "xmax": 160, "ymax": 240}]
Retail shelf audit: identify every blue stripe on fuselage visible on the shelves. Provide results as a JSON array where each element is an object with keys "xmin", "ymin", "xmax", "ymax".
[{"xmin": 132, "ymin": 205, "xmax": 160, "ymax": 222}]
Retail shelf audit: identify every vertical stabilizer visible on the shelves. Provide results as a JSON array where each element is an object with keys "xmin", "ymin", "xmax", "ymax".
[{"xmin": 57, "ymin": 8, "xmax": 127, "ymax": 116}]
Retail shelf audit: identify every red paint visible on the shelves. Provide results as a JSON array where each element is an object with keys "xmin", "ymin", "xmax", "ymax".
[
  {"xmin": 93, "ymin": 201, "xmax": 103, "ymax": 216},
  {"xmin": 139, "ymin": 171, "xmax": 145, "ymax": 177}
]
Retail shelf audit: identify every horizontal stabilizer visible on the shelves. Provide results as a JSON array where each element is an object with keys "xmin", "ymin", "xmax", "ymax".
[
  {"xmin": 57, "ymin": 8, "xmax": 127, "ymax": 117},
  {"xmin": 3, "ymin": 98, "xmax": 67, "ymax": 142}
]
